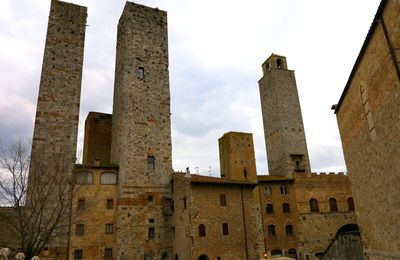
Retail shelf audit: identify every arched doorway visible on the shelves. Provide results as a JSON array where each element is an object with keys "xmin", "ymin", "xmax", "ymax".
[
  {"xmin": 198, "ymin": 254, "xmax": 209, "ymax": 260},
  {"xmin": 271, "ymin": 249, "xmax": 282, "ymax": 256}
]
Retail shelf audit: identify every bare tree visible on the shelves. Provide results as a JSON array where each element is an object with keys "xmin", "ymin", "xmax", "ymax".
[{"xmin": 0, "ymin": 140, "xmax": 76, "ymax": 259}]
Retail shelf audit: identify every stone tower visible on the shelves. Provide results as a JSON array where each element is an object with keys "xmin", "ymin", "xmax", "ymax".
[
  {"xmin": 258, "ymin": 54, "xmax": 310, "ymax": 177},
  {"xmin": 219, "ymin": 132, "xmax": 257, "ymax": 182},
  {"xmin": 30, "ymin": 0, "xmax": 86, "ymax": 178},
  {"xmin": 110, "ymin": 2, "xmax": 173, "ymax": 259}
]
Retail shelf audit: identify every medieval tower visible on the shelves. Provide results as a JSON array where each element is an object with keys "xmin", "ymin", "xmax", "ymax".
[
  {"xmin": 31, "ymin": 0, "xmax": 86, "ymax": 172},
  {"xmin": 258, "ymin": 54, "xmax": 310, "ymax": 177},
  {"xmin": 110, "ymin": 2, "xmax": 173, "ymax": 259}
]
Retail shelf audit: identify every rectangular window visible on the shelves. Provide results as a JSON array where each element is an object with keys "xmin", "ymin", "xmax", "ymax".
[
  {"xmin": 147, "ymin": 156, "xmax": 155, "ymax": 170},
  {"xmin": 148, "ymin": 227, "xmax": 155, "ymax": 240},
  {"xmin": 148, "ymin": 195, "xmax": 154, "ymax": 203},
  {"xmin": 280, "ymin": 185, "xmax": 288, "ymax": 195},
  {"xmin": 105, "ymin": 224, "xmax": 113, "ymax": 234},
  {"xmin": 264, "ymin": 186, "xmax": 272, "ymax": 196},
  {"xmin": 77, "ymin": 199, "xmax": 85, "ymax": 209},
  {"xmin": 183, "ymin": 197, "xmax": 187, "ymax": 209},
  {"xmin": 104, "ymin": 248, "xmax": 113, "ymax": 258},
  {"xmin": 107, "ymin": 199, "xmax": 113, "ymax": 209},
  {"xmin": 222, "ymin": 223, "xmax": 229, "ymax": 235},
  {"xmin": 74, "ymin": 250, "xmax": 83, "ymax": 260},
  {"xmin": 220, "ymin": 194, "xmax": 227, "ymax": 206},
  {"xmin": 75, "ymin": 224, "xmax": 84, "ymax": 236},
  {"xmin": 138, "ymin": 67, "xmax": 144, "ymax": 79}
]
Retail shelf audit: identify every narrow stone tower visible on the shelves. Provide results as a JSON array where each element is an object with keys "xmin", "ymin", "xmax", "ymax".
[
  {"xmin": 258, "ymin": 54, "xmax": 310, "ymax": 177},
  {"xmin": 30, "ymin": 0, "xmax": 86, "ymax": 178},
  {"xmin": 219, "ymin": 132, "xmax": 257, "ymax": 182},
  {"xmin": 110, "ymin": 2, "xmax": 173, "ymax": 259}
]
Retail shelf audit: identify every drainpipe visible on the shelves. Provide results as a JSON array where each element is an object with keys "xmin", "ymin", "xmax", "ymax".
[{"xmin": 241, "ymin": 187, "xmax": 249, "ymax": 259}]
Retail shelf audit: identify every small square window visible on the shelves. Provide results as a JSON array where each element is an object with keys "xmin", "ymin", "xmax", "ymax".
[
  {"xmin": 220, "ymin": 194, "xmax": 227, "ymax": 206},
  {"xmin": 138, "ymin": 67, "xmax": 144, "ymax": 79},
  {"xmin": 148, "ymin": 195, "xmax": 154, "ymax": 203},
  {"xmin": 77, "ymin": 199, "xmax": 85, "ymax": 209},
  {"xmin": 74, "ymin": 250, "xmax": 83, "ymax": 260},
  {"xmin": 222, "ymin": 223, "xmax": 229, "ymax": 235},
  {"xmin": 105, "ymin": 224, "xmax": 113, "ymax": 234},
  {"xmin": 105, "ymin": 248, "xmax": 113, "ymax": 258},
  {"xmin": 107, "ymin": 199, "xmax": 114, "ymax": 209},
  {"xmin": 75, "ymin": 224, "xmax": 84, "ymax": 236}
]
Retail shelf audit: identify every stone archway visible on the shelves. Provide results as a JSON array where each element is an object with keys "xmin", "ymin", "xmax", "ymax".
[{"xmin": 198, "ymin": 254, "xmax": 209, "ymax": 260}]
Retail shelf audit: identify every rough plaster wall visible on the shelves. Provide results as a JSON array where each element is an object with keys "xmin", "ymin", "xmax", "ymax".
[
  {"xmin": 337, "ymin": 1, "xmax": 400, "ymax": 258},
  {"xmin": 258, "ymin": 55, "xmax": 310, "ymax": 177},
  {"xmin": 110, "ymin": 2, "xmax": 173, "ymax": 259}
]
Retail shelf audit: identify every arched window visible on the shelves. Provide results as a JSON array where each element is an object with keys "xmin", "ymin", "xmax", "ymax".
[
  {"xmin": 149, "ymin": 219, "xmax": 155, "ymax": 223},
  {"xmin": 285, "ymin": 224, "xmax": 294, "ymax": 236},
  {"xmin": 75, "ymin": 171, "xmax": 93, "ymax": 184},
  {"xmin": 199, "ymin": 224, "xmax": 206, "ymax": 237},
  {"xmin": 282, "ymin": 203, "xmax": 290, "ymax": 213},
  {"xmin": 266, "ymin": 203, "xmax": 274, "ymax": 214},
  {"xmin": 309, "ymin": 198, "xmax": 319, "ymax": 212},
  {"xmin": 100, "ymin": 172, "xmax": 117, "ymax": 184},
  {"xmin": 199, "ymin": 254, "xmax": 209, "ymax": 260},
  {"xmin": 175, "ymin": 254, "xmax": 179, "ymax": 260},
  {"xmin": 148, "ymin": 227, "xmax": 155, "ymax": 240},
  {"xmin": 329, "ymin": 198, "xmax": 338, "ymax": 212},
  {"xmin": 267, "ymin": 225, "xmax": 276, "ymax": 237},
  {"xmin": 147, "ymin": 156, "xmax": 155, "ymax": 170},
  {"xmin": 348, "ymin": 197, "xmax": 355, "ymax": 211}
]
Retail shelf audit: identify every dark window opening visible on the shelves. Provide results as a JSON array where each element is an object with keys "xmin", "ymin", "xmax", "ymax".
[
  {"xmin": 244, "ymin": 169, "xmax": 247, "ymax": 178},
  {"xmin": 329, "ymin": 198, "xmax": 338, "ymax": 212},
  {"xmin": 148, "ymin": 227, "xmax": 155, "ymax": 240},
  {"xmin": 148, "ymin": 195, "xmax": 154, "ymax": 202},
  {"xmin": 280, "ymin": 185, "xmax": 288, "ymax": 194},
  {"xmin": 282, "ymin": 203, "xmax": 290, "ymax": 213},
  {"xmin": 199, "ymin": 224, "xmax": 206, "ymax": 237},
  {"xmin": 309, "ymin": 198, "xmax": 319, "ymax": 212},
  {"xmin": 277, "ymin": 59, "xmax": 282, "ymax": 69},
  {"xmin": 105, "ymin": 248, "xmax": 113, "ymax": 259},
  {"xmin": 348, "ymin": 197, "xmax": 355, "ymax": 211},
  {"xmin": 264, "ymin": 186, "xmax": 272, "ymax": 196},
  {"xmin": 268, "ymin": 225, "xmax": 276, "ymax": 237},
  {"xmin": 147, "ymin": 156, "xmax": 155, "ymax": 170},
  {"xmin": 107, "ymin": 199, "xmax": 113, "ymax": 209},
  {"xmin": 105, "ymin": 224, "xmax": 113, "ymax": 234},
  {"xmin": 220, "ymin": 194, "xmax": 227, "ymax": 206},
  {"xmin": 149, "ymin": 219, "xmax": 155, "ymax": 223},
  {"xmin": 77, "ymin": 199, "xmax": 85, "ymax": 209},
  {"xmin": 138, "ymin": 67, "xmax": 144, "ymax": 79},
  {"xmin": 266, "ymin": 203, "xmax": 274, "ymax": 214},
  {"xmin": 74, "ymin": 250, "xmax": 83, "ymax": 260},
  {"xmin": 286, "ymin": 224, "xmax": 294, "ymax": 236},
  {"xmin": 183, "ymin": 197, "xmax": 187, "ymax": 209},
  {"xmin": 222, "ymin": 223, "xmax": 229, "ymax": 235},
  {"xmin": 75, "ymin": 224, "xmax": 84, "ymax": 236}
]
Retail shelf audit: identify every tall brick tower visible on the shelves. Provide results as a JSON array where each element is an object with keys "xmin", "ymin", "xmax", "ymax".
[
  {"xmin": 29, "ymin": 0, "xmax": 86, "ymax": 255},
  {"xmin": 219, "ymin": 132, "xmax": 258, "ymax": 182},
  {"xmin": 258, "ymin": 54, "xmax": 310, "ymax": 177},
  {"xmin": 31, "ymin": 0, "xmax": 86, "ymax": 167},
  {"xmin": 110, "ymin": 2, "xmax": 173, "ymax": 259}
]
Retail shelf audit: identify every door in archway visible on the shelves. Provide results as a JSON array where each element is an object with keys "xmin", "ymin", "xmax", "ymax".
[{"xmin": 198, "ymin": 254, "xmax": 209, "ymax": 260}]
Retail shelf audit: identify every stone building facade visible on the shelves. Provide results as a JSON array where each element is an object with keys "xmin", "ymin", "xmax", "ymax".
[
  {"xmin": 8, "ymin": 0, "xmax": 400, "ymax": 259},
  {"xmin": 335, "ymin": 0, "xmax": 400, "ymax": 258}
]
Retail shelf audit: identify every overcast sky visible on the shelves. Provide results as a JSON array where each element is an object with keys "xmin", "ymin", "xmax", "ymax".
[{"xmin": 0, "ymin": 0, "xmax": 381, "ymax": 176}]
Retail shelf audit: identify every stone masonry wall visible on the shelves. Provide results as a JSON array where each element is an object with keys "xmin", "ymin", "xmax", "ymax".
[
  {"xmin": 294, "ymin": 173, "xmax": 356, "ymax": 259},
  {"xmin": 336, "ymin": 0, "xmax": 400, "ymax": 258},
  {"xmin": 258, "ymin": 54, "xmax": 310, "ymax": 178},
  {"xmin": 82, "ymin": 112, "xmax": 112, "ymax": 166},
  {"xmin": 110, "ymin": 2, "xmax": 173, "ymax": 259},
  {"xmin": 219, "ymin": 132, "xmax": 258, "ymax": 182},
  {"xmin": 31, "ymin": 0, "xmax": 86, "ymax": 167}
]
